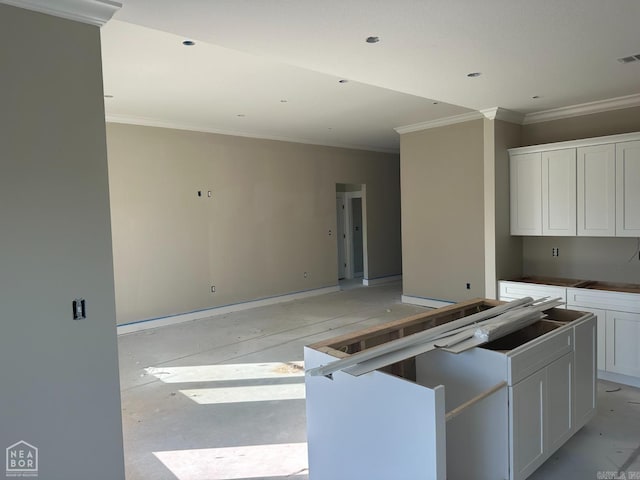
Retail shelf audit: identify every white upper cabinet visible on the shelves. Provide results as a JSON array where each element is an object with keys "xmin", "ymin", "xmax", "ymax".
[
  {"xmin": 509, "ymin": 132, "xmax": 640, "ymax": 237},
  {"xmin": 616, "ymin": 140, "xmax": 640, "ymax": 236},
  {"xmin": 542, "ymin": 149, "xmax": 576, "ymax": 236},
  {"xmin": 510, "ymin": 152, "xmax": 542, "ymax": 235},
  {"xmin": 577, "ymin": 144, "xmax": 616, "ymax": 237}
]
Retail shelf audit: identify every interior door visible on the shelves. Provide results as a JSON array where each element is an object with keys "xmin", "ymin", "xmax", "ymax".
[
  {"xmin": 352, "ymin": 197, "xmax": 364, "ymax": 277},
  {"xmin": 336, "ymin": 195, "xmax": 346, "ymax": 280}
]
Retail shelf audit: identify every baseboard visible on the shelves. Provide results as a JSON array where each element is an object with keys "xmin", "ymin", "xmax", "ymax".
[
  {"xmin": 401, "ymin": 294, "xmax": 453, "ymax": 309},
  {"xmin": 117, "ymin": 285, "xmax": 340, "ymax": 335},
  {"xmin": 362, "ymin": 275, "xmax": 402, "ymax": 286},
  {"xmin": 598, "ymin": 370, "xmax": 640, "ymax": 389}
]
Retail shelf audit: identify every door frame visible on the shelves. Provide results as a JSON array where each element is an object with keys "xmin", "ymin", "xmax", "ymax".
[{"xmin": 336, "ymin": 184, "xmax": 368, "ymax": 282}]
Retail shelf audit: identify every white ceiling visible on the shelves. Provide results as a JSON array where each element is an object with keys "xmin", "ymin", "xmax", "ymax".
[{"xmin": 102, "ymin": 0, "xmax": 640, "ymax": 152}]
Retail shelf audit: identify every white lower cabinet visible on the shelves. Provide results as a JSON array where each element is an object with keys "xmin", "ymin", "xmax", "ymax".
[
  {"xmin": 305, "ymin": 300, "xmax": 596, "ymax": 480},
  {"xmin": 547, "ymin": 352, "xmax": 574, "ymax": 452},
  {"xmin": 501, "ymin": 281, "xmax": 640, "ymax": 387},
  {"xmin": 570, "ymin": 305, "xmax": 606, "ymax": 370},
  {"xmin": 574, "ymin": 318, "xmax": 598, "ymax": 425},
  {"xmin": 606, "ymin": 310, "xmax": 640, "ymax": 377},
  {"xmin": 566, "ymin": 286, "xmax": 640, "ymax": 386},
  {"xmin": 510, "ymin": 368, "xmax": 546, "ymax": 479},
  {"xmin": 510, "ymin": 351, "xmax": 577, "ymax": 480},
  {"xmin": 499, "ymin": 281, "xmax": 567, "ymax": 305}
]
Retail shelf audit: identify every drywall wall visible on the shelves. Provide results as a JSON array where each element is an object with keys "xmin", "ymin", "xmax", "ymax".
[
  {"xmin": 484, "ymin": 120, "xmax": 524, "ymax": 298},
  {"xmin": 0, "ymin": 5, "xmax": 124, "ymax": 480},
  {"xmin": 521, "ymin": 106, "xmax": 640, "ymax": 284},
  {"xmin": 107, "ymin": 123, "xmax": 401, "ymax": 324},
  {"xmin": 493, "ymin": 121, "xmax": 525, "ymax": 286},
  {"xmin": 400, "ymin": 120, "xmax": 485, "ymax": 302},
  {"xmin": 522, "ymin": 106, "xmax": 640, "ymax": 146},
  {"xmin": 523, "ymin": 237, "xmax": 640, "ymax": 283}
]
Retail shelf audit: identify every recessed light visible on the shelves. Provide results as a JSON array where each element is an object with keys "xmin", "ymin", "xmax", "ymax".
[
  {"xmin": 467, "ymin": 72, "xmax": 482, "ymax": 78},
  {"xmin": 104, "ymin": 94, "xmax": 114, "ymax": 98},
  {"xmin": 182, "ymin": 40, "xmax": 195, "ymax": 46},
  {"xmin": 338, "ymin": 79, "xmax": 349, "ymax": 84},
  {"xmin": 366, "ymin": 36, "xmax": 380, "ymax": 44}
]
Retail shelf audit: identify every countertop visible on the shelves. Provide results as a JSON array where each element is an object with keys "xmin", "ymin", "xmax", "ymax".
[{"xmin": 505, "ymin": 276, "xmax": 640, "ymax": 294}]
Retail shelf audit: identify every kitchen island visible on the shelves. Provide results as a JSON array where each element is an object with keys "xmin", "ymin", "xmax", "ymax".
[{"xmin": 304, "ymin": 298, "xmax": 596, "ymax": 480}]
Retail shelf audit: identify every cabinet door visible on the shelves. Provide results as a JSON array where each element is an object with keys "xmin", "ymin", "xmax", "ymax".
[
  {"xmin": 616, "ymin": 140, "xmax": 640, "ymax": 236},
  {"xmin": 573, "ymin": 316, "xmax": 597, "ymax": 428},
  {"xmin": 542, "ymin": 148, "xmax": 576, "ymax": 236},
  {"xmin": 606, "ymin": 310, "xmax": 640, "ymax": 377},
  {"xmin": 577, "ymin": 144, "xmax": 616, "ymax": 236},
  {"xmin": 569, "ymin": 306, "xmax": 606, "ymax": 370},
  {"xmin": 546, "ymin": 353, "xmax": 574, "ymax": 452},
  {"xmin": 510, "ymin": 152, "xmax": 542, "ymax": 235},
  {"xmin": 510, "ymin": 369, "xmax": 546, "ymax": 480}
]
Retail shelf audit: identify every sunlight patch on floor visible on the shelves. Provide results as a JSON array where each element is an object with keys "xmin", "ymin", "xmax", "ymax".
[
  {"xmin": 153, "ymin": 443, "xmax": 308, "ymax": 480},
  {"xmin": 180, "ymin": 383, "xmax": 306, "ymax": 405},
  {"xmin": 146, "ymin": 361, "xmax": 305, "ymax": 383}
]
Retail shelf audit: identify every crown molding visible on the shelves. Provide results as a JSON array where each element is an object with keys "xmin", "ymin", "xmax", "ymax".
[
  {"xmin": 394, "ymin": 111, "xmax": 483, "ymax": 134},
  {"xmin": 0, "ymin": 0, "xmax": 121, "ymax": 26},
  {"xmin": 523, "ymin": 93, "xmax": 640, "ymax": 125},
  {"xmin": 105, "ymin": 114, "xmax": 400, "ymax": 155},
  {"xmin": 480, "ymin": 107, "xmax": 525, "ymax": 124}
]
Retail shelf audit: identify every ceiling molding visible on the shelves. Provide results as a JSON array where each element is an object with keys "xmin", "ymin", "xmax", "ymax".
[
  {"xmin": 0, "ymin": 0, "xmax": 121, "ymax": 26},
  {"xmin": 523, "ymin": 93, "xmax": 640, "ymax": 125},
  {"xmin": 394, "ymin": 111, "xmax": 483, "ymax": 135},
  {"xmin": 480, "ymin": 107, "xmax": 525, "ymax": 124},
  {"xmin": 105, "ymin": 114, "xmax": 400, "ymax": 155}
]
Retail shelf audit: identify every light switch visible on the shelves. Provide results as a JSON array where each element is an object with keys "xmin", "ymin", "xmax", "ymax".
[{"xmin": 73, "ymin": 298, "xmax": 86, "ymax": 320}]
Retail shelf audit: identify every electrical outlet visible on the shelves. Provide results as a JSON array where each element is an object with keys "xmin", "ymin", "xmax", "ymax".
[
  {"xmin": 304, "ymin": 272, "xmax": 308, "ymax": 278},
  {"xmin": 466, "ymin": 282, "xmax": 471, "ymax": 290},
  {"xmin": 552, "ymin": 247, "xmax": 559, "ymax": 257},
  {"xmin": 210, "ymin": 286, "xmax": 216, "ymax": 293}
]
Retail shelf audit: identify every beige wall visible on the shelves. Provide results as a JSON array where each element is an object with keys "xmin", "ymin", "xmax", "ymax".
[
  {"xmin": 400, "ymin": 120, "xmax": 485, "ymax": 302},
  {"xmin": 107, "ymin": 123, "xmax": 401, "ymax": 324},
  {"xmin": 522, "ymin": 106, "xmax": 640, "ymax": 146},
  {"xmin": 484, "ymin": 120, "xmax": 523, "ymax": 298},
  {"xmin": 521, "ymin": 106, "xmax": 640, "ymax": 283},
  {"xmin": 494, "ymin": 121, "xmax": 525, "ymax": 283},
  {"xmin": 0, "ymin": 5, "xmax": 124, "ymax": 478},
  {"xmin": 523, "ymin": 237, "xmax": 640, "ymax": 283}
]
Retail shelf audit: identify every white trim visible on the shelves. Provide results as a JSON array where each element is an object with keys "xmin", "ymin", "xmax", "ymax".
[
  {"xmin": 509, "ymin": 131, "xmax": 640, "ymax": 155},
  {"xmin": 598, "ymin": 370, "xmax": 640, "ymax": 389},
  {"xmin": 523, "ymin": 93, "xmax": 640, "ymax": 125},
  {"xmin": 363, "ymin": 275, "xmax": 402, "ymax": 286},
  {"xmin": 0, "ymin": 0, "xmax": 121, "ymax": 26},
  {"xmin": 394, "ymin": 111, "xmax": 483, "ymax": 134},
  {"xmin": 106, "ymin": 114, "xmax": 399, "ymax": 154},
  {"xmin": 480, "ymin": 107, "xmax": 525, "ymax": 124},
  {"xmin": 117, "ymin": 285, "xmax": 340, "ymax": 335},
  {"xmin": 401, "ymin": 295, "xmax": 453, "ymax": 309}
]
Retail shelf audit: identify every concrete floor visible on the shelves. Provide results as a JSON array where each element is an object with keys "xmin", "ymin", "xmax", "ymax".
[{"xmin": 118, "ymin": 282, "xmax": 640, "ymax": 480}]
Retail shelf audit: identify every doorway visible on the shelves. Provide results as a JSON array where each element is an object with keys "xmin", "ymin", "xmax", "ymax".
[{"xmin": 336, "ymin": 184, "xmax": 366, "ymax": 281}]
